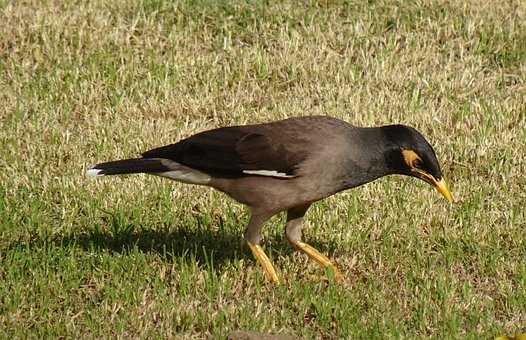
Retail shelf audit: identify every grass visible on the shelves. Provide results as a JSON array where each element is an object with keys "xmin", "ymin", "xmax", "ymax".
[{"xmin": 1, "ymin": 0, "xmax": 525, "ymax": 338}]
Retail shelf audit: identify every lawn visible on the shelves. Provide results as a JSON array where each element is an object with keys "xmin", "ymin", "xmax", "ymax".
[{"xmin": 1, "ymin": 0, "xmax": 525, "ymax": 338}]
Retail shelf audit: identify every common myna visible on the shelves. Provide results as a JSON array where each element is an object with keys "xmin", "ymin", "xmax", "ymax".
[{"xmin": 87, "ymin": 116, "xmax": 453, "ymax": 283}]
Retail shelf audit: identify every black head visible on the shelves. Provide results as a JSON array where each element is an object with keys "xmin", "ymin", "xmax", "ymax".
[{"xmin": 381, "ymin": 124, "xmax": 453, "ymax": 202}]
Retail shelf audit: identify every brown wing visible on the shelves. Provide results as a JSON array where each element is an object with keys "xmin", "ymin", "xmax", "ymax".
[{"xmin": 141, "ymin": 125, "xmax": 309, "ymax": 177}]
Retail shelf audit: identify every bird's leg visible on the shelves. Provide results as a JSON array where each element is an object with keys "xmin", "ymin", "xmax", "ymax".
[
  {"xmin": 244, "ymin": 210, "xmax": 279, "ymax": 284},
  {"xmin": 285, "ymin": 204, "xmax": 344, "ymax": 282},
  {"xmin": 246, "ymin": 242, "xmax": 279, "ymax": 284}
]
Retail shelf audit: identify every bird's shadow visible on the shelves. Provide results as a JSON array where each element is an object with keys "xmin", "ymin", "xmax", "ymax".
[
  {"xmin": 54, "ymin": 216, "xmax": 311, "ymax": 272},
  {"xmin": 62, "ymin": 224, "xmax": 250, "ymax": 269},
  {"xmin": 15, "ymin": 210, "xmax": 339, "ymax": 275}
]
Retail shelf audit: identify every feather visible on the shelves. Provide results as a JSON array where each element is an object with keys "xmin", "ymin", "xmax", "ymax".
[{"xmin": 141, "ymin": 124, "xmax": 309, "ymax": 177}]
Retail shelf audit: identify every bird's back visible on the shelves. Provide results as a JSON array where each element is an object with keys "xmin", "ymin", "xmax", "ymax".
[{"xmin": 142, "ymin": 116, "xmax": 357, "ymax": 179}]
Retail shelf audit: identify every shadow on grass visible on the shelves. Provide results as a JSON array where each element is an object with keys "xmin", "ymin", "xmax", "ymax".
[
  {"xmin": 5, "ymin": 210, "xmax": 340, "ymax": 275},
  {"xmin": 59, "ymin": 226, "xmax": 339, "ymax": 272},
  {"xmin": 62, "ymin": 225, "xmax": 250, "ymax": 268}
]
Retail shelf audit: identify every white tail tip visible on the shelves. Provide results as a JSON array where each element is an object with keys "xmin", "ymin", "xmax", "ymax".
[{"xmin": 86, "ymin": 168, "xmax": 103, "ymax": 177}]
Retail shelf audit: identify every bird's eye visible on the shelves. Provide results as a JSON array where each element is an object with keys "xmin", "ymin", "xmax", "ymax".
[{"xmin": 401, "ymin": 149, "xmax": 423, "ymax": 170}]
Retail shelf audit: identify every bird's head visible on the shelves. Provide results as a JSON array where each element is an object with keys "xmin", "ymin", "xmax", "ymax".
[{"xmin": 382, "ymin": 124, "xmax": 453, "ymax": 203}]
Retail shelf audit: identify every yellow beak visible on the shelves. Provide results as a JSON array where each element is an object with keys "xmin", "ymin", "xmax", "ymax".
[
  {"xmin": 434, "ymin": 178, "xmax": 453, "ymax": 203},
  {"xmin": 412, "ymin": 169, "xmax": 454, "ymax": 203}
]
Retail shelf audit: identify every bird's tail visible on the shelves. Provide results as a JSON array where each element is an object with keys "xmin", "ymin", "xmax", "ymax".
[{"xmin": 86, "ymin": 158, "xmax": 171, "ymax": 177}]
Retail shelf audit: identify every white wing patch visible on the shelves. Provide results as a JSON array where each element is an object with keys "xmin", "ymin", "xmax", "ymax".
[{"xmin": 242, "ymin": 170, "xmax": 294, "ymax": 178}]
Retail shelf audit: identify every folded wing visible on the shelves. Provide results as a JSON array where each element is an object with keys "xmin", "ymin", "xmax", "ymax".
[{"xmin": 141, "ymin": 126, "xmax": 309, "ymax": 178}]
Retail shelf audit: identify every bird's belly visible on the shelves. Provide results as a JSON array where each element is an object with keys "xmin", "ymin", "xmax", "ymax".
[
  {"xmin": 210, "ymin": 176, "xmax": 337, "ymax": 212},
  {"xmin": 209, "ymin": 177, "xmax": 320, "ymax": 212}
]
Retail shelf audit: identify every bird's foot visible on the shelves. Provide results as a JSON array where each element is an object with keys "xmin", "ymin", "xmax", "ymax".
[
  {"xmin": 292, "ymin": 240, "xmax": 344, "ymax": 283},
  {"xmin": 246, "ymin": 241, "xmax": 280, "ymax": 284}
]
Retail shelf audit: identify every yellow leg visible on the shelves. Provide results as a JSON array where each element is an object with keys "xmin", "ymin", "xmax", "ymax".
[
  {"xmin": 247, "ymin": 241, "xmax": 280, "ymax": 284},
  {"xmin": 292, "ymin": 241, "xmax": 344, "ymax": 282}
]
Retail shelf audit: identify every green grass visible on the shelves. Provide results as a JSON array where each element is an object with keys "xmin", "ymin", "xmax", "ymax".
[{"xmin": 1, "ymin": 0, "xmax": 525, "ymax": 338}]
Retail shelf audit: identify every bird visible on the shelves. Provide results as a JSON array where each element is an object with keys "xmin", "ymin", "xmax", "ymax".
[{"xmin": 86, "ymin": 116, "xmax": 453, "ymax": 283}]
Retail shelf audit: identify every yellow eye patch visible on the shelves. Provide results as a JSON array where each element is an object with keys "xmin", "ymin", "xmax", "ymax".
[{"xmin": 401, "ymin": 149, "xmax": 422, "ymax": 168}]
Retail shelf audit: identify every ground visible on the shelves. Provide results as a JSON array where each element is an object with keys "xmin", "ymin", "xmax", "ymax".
[{"xmin": 1, "ymin": 0, "xmax": 525, "ymax": 338}]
